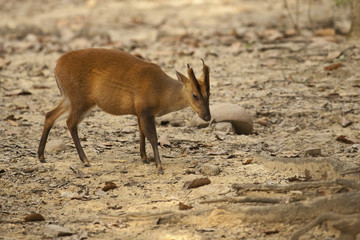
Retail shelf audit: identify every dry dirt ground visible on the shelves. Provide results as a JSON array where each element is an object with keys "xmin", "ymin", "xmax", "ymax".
[{"xmin": 1, "ymin": 0, "xmax": 360, "ymax": 239}]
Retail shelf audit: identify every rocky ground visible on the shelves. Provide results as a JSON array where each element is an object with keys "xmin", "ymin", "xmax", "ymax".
[{"xmin": 1, "ymin": 0, "xmax": 360, "ymax": 239}]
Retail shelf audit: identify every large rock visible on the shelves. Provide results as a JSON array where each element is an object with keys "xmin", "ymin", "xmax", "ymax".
[{"xmin": 191, "ymin": 103, "xmax": 253, "ymax": 135}]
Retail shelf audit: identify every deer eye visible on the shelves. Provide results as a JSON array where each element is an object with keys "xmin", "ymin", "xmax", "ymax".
[{"xmin": 192, "ymin": 94, "xmax": 199, "ymax": 100}]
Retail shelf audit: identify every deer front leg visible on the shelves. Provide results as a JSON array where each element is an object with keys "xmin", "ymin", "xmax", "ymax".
[
  {"xmin": 138, "ymin": 113, "xmax": 163, "ymax": 174},
  {"xmin": 137, "ymin": 118, "xmax": 149, "ymax": 164}
]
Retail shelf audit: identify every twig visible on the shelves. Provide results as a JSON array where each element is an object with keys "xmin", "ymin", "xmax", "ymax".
[
  {"xmin": 0, "ymin": 219, "xmax": 23, "ymax": 224},
  {"xmin": 232, "ymin": 179, "xmax": 360, "ymax": 194},
  {"xmin": 200, "ymin": 196, "xmax": 281, "ymax": 204}
]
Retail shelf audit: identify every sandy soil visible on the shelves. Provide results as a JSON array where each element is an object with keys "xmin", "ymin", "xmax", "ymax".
[{"xmin": 1, "ymin": 0, "xmax": 359, "ymax": 239}]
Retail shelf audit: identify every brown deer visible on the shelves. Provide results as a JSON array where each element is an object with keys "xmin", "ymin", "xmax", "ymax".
[{"xmin": 38, "ymin": 48, "xmax": 210, "ymax": 173}]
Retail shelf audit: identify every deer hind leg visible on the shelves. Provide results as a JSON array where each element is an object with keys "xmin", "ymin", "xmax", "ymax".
[
  {"xmin": 66, "ymin": 104, "xmax": 94, "ymax": 167},
  {"xmin": 38, "ymin": 98, "xmax": 69, "ymax": 162}
]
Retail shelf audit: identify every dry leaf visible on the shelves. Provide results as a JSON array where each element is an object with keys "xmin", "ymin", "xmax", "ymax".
[
  {"xmin": 102, "ymin": 181, "xmax": 117, "ymax": 192},
  {"xmin": 7, "ymin": 119, "xmax": 18, "ymax": 126},
  {"xmin": 261, "ymin": 59, "xmax": 278, "ymax": 67},
  {"xmin": 257, "ymin": 117, "xmax": 267, "ymax": 126},
  {"xmin": 179, "ymin": 202, "xmax": 193, "ymax": 210},
  {"xmin": 284, "ymin": 28, "xmax": 296, "ymax": 37},
  {"xmin": 326, "ymin": 51, "xmax": 341, "ymax": 60},
  {"xmin": 304, "ymin": 169, "xmax": 312, "ymax": 181},
  {"xmin": 32, "ymin": 84, "xmax": 50, "ymax": 89},
  {"xmin": 314, "ymin": 28, "xmax": 335, "ymax": 37},
  {"xmin": 326, "ymin": 92, "xmax": 341, "ymax": 99},
  {"xmin": 22, "ymin": 167, "xmax": 38, "ymax": 173},
  {"xmin": 183, "ymin": 178, "xmax": 211, "ymax": 189},
  {"xmin": 336, "ymin": 135, "xmax": 357, "ymax": 144},
  {"xmin": 5, "ymin": 114, "xmax": 21, "ymax": 126},
  {"xmin": 24, "ymin": 213, "xmax": 45, "ymax": 222},
  {"xmin": 5, "ymin": 115, "xmax": 22, "ymax": 121},
  {"xmin": 178, "ymin": 50, "xmax": 194, "ymax": 56},
  {"xmin": 242, "ymin": 158, "xmax": 253, "ymax": 165},
  {"xmin": 324, "ymin": 62, "xmax": 342, "ymax": 71}
]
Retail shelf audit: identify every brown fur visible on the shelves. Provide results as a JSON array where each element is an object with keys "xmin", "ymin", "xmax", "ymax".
[{"xmin": 38, "ymin": 48, "xmax": 211, "ymax": 173}]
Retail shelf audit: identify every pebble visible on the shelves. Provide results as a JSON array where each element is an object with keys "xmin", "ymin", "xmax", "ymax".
[
  {"xmin": 60, "ymin": 191, "xmax": 76, "ymax": 198},
  {"xmin": 201, "ymin": 163, "xmax": 220, "ymax": 176},
  {"xmin": 335, "ymin": 20, "xmax": 351, "ymax": 35},
  {"xmin": 305, "ymin": 148, "xmax": 322, "ymax": 157},
  {"xmin": 214, "ymin": 122, "xmax": 234, "ymax": 133},
  {"xmin": 46, "ymin": 139, "xmax": 67, "ymax": 153},
  {"xmin": 122, "ymin": 126, "xmax": 135, "ymax": 134},
  {"xmin": 345, "ymin": 144, "xmax": 359, "ymax": 153}
]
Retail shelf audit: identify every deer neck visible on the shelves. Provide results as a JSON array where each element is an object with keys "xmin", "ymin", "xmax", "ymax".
[{"xmin": 157, "ymin": 79, "xmax": 188, "ymax": 117}]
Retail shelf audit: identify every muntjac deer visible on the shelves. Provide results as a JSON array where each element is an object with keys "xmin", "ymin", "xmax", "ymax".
[{"xmin": 38, "ymin": 48, "xmax": 211, "ymax": 173}]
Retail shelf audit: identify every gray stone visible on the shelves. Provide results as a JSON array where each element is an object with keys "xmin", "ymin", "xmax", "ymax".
[
  {"xmin": 44, "ymin": 224, "xmax": 74, "ymax": 237},
  {"xmin": 201, "ymin": 163, "xmax": 220, "ymax": 176},
  {"xmin": 46, "ymin": 139, "xmax": 67, "ymax": 153}
]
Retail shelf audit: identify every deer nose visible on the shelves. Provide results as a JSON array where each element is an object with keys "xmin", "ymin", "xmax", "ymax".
[{"xmin": 203, "ymin": 114, "xmax": 211, "ymax": 122}]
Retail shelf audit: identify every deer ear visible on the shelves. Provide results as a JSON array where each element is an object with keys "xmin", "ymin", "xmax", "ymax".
[
  {"xmin": 199, "ymin": 59, "xmax": 210, "ymax": 94},
  {"xmin": 176, "ymin": 71, "xmax": 188, "ymax": 84}
]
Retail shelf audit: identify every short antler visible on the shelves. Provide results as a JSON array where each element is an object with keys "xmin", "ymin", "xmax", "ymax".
[{"xmin": 199, "ymin": 59, "xmax": 210, "ymax": 97}]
